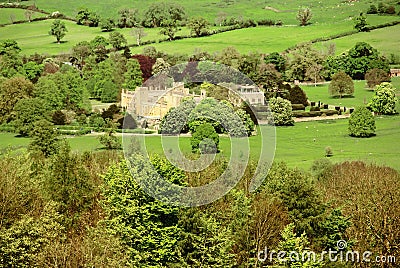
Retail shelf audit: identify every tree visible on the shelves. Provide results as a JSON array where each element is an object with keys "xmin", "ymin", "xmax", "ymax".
[
  {"xmin": 268, "ymin": 97, "xmax": 294, "ymax": 126},
  {"xmin": 101, "ymin": 156, "xmax": 184, "ymax": 266},
  {"xmin": 143, "ymin": 2, "xmax": 185, "ymax": 28},
  {"xmin": 100, "ymin": 17, "xmax": 115, "ymax": 32},
  {"xmin": 0, "ymin": 77, "xmax": 34, "ymax": 123},
  {"xmin": 348, "ymin": 106, "xmax": 376, "ymax": 137},
  {"xmin": 160, "ymin": 98, "xmax": 196, "ymax": 134},
  {"xmin": 100, "ymin": 79, "xmax": 119, "ymax": 103},
  {"xmin": 273, "ymin": 224, "xmax": 324, "ymax": 267},
  {"xmin": 131, "ymin": 27, "xmax": 147, "ymax": 46},
  {"xmin": 159, "ymin": 19, "xmax": 178, "ymax": 41},
  {"xmin": 191, "ymin": 123, "xmax": 219, "ymax": 153},
  {"xmin": 19, "ymin": 61, "xmax": 43, "ymax": 83},
  {"xmin": 296, "ymin": 8, "xmax": 312, "ymax": 26},
  {"xmin": 76, "ymin": 8, "xmax": 99, "ymax": 27},
  {"xmin": 14, "ymin": 98, "xmax": 50, "ymax": 136},
  {"xmin": 28, "ymin": 119, "xmax": 59, "ymax": 157},
  {"xmin": 264, "ymin": 52, "xmax": 286, "ymax": 73},
  {"xmin": 187, "ymin": 17, "xmax": 210, "ymax": 37},
  {"xmin": 325, "ymin": 161, "xmax": 400, "ymax": 259},
  {"xmin": 152, "ymin": 57, "xmax": 170, "ymax": 75},
  {"xmin": 328, "ymin": 71, "xmax": 354, "ymax": 98},
  {"xmin": 109, "ymin": 32, "xmax": 127, "ymax": 50},
  {"xmin": 235, "ymin": 109, "xmax": 255, "ymax": 136},
  {"xmin": 117, "ymin": 8, "xmax": 138, "ymax": 28},
  {"xmin": 365, "ymin": 68, "xmax": 390, "ymax": 89},
  {"xmin": 24, "ymin": 9, "xmax": 34, "ymax": 22},
  {"xmin": 288, "ymin": 85, "xmax": 308, "ymax": 106},
  {"xmin": 98, "ymin": 122, "xmax": 120, "ymax": 150},
  {"xmin": 49, "ymin": 19, "xmax": 67, "ymax": 44},
  {"xmin": 325, "ymin": 42, "xmax": 389, "ymax": 80},
  {"xmin": 354, "ymin": 13, "xmax": 369, "ymax": 32},
  {"xmin": 367, "ymin": 4, "xmax": 378, "ymax": 14},
  {"xmin": 367, "ymin": 82, "xmax": 398, "ymax": 115},
  {"xmin": 123, "ymin": 59, "xmax": 143, "ymax": 90}
]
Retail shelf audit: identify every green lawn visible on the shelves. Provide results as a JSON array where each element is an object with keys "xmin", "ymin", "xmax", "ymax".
[
  {"xmin": 139, "ymin": 115, "xmax": 400, "ymax": 171},
  {"xmin": 302, "ymin": 78, "xmax": 400, "ymax": 108},
  {"xmin": 0, "ymin": 8, "xmax": 47, "ymax": 24},
  {"xmin": 0, "ymin": 18, "xmax": 221, "ymax": 56},
  {"xmin": 314, "ymin": 23, "xmax": 400, "ymax": 56},
  {"xmin": 4, "ymin": 114, "xmax": 399, "ymax": 171}
]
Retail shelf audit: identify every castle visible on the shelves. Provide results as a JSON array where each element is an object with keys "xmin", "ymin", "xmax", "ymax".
[{"xmin": 121, "ymin": 82, "xmax": 265, "ymax": 119}]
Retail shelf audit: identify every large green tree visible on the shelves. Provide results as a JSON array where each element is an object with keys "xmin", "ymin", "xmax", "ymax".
[
  {"xmin": 109, "ymin": 32, "xmax": 127, "ymax": 50},
  {"xmin": 13, "ymin": 97, "xmax": 50, "ymax": 136},
  {"xmin": 268, "ymin": 97, "xmax": 294, "ymax": 126},
  {"xmin": 123, "ymin": 59, "xmax": 143, "ymax": 90},
  {"xmin": 143, "ymin": 2, "xmax": 185, "ymax": 28},
  {"xmin": 28, "ymin": 119, "xmax": 60, "ymax": 157},
  {"xmin": 367, "ymin": 82, "xmax": 398, "ymax": 115},
  {"xmin": 348, "ymin": 106, "xmax": 376, "ymax": 137},
  {"xmin": 49, "ymin": 19, "xmax": 68, "ymax": 44},
  {"xmin": 187, "ymin": 17, "xmax": 210, "ymax": 37},
  {"xmin": 328, "ymin": 71, "xmax": 354, "ymax": 98},
  {"xmin": 0, "ymin": 77, "xmax": 34, "ymax": 123}
]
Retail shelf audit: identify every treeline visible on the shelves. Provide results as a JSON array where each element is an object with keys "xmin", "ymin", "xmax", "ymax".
[{"xmin": 1, "ymin": 145, "xmax": 399, "ymax": 267}]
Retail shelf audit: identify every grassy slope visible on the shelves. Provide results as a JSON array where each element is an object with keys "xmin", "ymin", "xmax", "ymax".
[
  {"xmin": 21, "ymin": 0, "xmax": 386, "ymax": 24},
  {"xmin": 0, "ymin": 8, "xmax": 46, "ymax": 24},
  {"xmin": 132, "ymin": 15, "xmax": 398, "ymax": 55},
  {"xmin": 315, "ymin": 23, "xmax": 400, "ymax": 56}
]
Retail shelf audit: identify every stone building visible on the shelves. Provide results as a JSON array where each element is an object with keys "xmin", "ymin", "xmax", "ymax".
[{"xmin": 390, "ymin": 69, "xmax": 400, "ymax": 77}]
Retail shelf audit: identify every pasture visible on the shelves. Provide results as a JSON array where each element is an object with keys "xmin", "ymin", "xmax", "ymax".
[{"xmin": 1, "ymin": 114, "xmax": 399, "ymax": 171}]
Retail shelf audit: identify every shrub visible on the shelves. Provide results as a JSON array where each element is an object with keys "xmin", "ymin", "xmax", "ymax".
[
  {"xmin": 268, "ymin": 97, "xmax": 294, "ymax": 126},
  {"xmin": 52, "ymin": 110, "xmax": 66, "ymax": 125},
  {"xmin": 291, "ymin": 104, "xmax": 305, "ymax": 111},
  {"xmin": 365, "ymin": 68, "xmax": 390, "ymax": 89},
  {"xmin": 190, "ymin": 123, "xmax": 219, "ymax": 154},
  {"xmin": 325, "ymin": 146, "xmax": 333, "ymax": 157},
  {"xmin": 310, "ymin": 158, "xmax": 333, "ymax": 181},
  {"xmin": 329, "ymin": 71, "xmax": 354, "ymax": 98},
  {"xmin": 348, "ymin": 106, "xmax": 376, "ymax": 137},
  {"xmin": 367, "ymin": 82, "xmax": 398, "ymax": 115},
  {"xmin": 310, "ymin": 106, "xmax": 320, "ymax": 112},
  {"xmin": 367, "ymin": 4, "xmax": 378, "ymax": 14},
  {"xmin": 288, "ymin": 85, "xmax": 308, "ymax": 106}
]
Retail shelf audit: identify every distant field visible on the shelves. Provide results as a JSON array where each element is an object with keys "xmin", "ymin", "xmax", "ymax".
[
  {"xmin": 315, "ymin": 23, "xmax": 400, "ymax": 56},
  {"xmin": 130, "ymin": 16, "xmax": 398, "ymax": 55},
  {"xmin": 303, "ymin": 78, "xmax": 400, "ymax": 108},
  {"xmin": 21, "ymin": 0, "xmax": 399, "ymax": 25},
  {"xmin": 1, "ymin": 114, "xmax": 399, "ymax": 171},
  {"xmin": 0, "ymin": 8, "xmax": 47, "ymax": 24}
]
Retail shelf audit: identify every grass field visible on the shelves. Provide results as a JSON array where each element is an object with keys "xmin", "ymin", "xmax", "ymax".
[
  {"xmin": 20, "ymin": 0, "xmax": 400, "ymax": 25},
  {"xmin": 130, "ymin": 16, "xmax": 398, "ymax": 55},
  {"xmin": 314, "ymin": 23, "xmax": 400, "ymax": 56},
  {"xmin": 0, "ymin": 8, "xmax": 46, "ymax": 24},
  {"xmin": 302, "ymin": 78, "xmax": 400, "ymax": 108},
  {"xmin": 1, "ymin": 114, "xmax": 399, "ymax": 171}
]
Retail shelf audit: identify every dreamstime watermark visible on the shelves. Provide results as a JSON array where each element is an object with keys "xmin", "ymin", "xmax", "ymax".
[
  {"xmin": 257, "ymin": 240, "xmax": 396, "ymax": 264},
  {"xmin": 122, "ymin": 61, "xmax": 276, "ymax": 207}
]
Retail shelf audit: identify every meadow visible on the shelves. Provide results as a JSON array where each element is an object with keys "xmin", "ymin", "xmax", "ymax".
[
  {"xmin": 1, "ymin": 114, "xmax": 399, "ymax": 171},
  {"xmin": 20, "ymin": 0, "xmax": 398, "ymax": 25},
  {"xmin": 0, "ymin": 8, "xmax": 46, "ymax": 24}
]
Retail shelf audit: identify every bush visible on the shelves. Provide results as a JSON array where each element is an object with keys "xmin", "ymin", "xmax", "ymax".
[
  {"xmin": 365, "ymin": 68, "xmax": 390, "ymax": 89},
  {"xmin": 367, "ymin": 82, "xmax": 398, "ymax": 115},
  {"xmin": 190, "ymin": 123, "xmax": 219, "ymax": 154},
  {"xmin": 310, "ymin": 106, "xmax": 320, "ymax": 112},
  {"xmin": 367, "ymin": 4, "xmax": 378, "ymax": 14},
  {"xmin": 310, "ymin": 158, "xmax": 333, "ymax": 181},
  {"xmin": 268, "ymin": 97, "xmax": 294, "ymax": 126},
  {"xmin": 325, "ymin": 146, "xmax": 333, "ymax": 157},
  {"xmin": 288, "ymin": 85, "xmax": 308, "ymax": 106},
  {"xmin": 348, "ymin": 106, "xmax": 376, "ymax": 137},
  {"xmin": 329, "ymin": 71, "xmax": 354, "ymax": 98},
  {"xmin": 291, "ymin": 104, "xmax": 305, "ymax": 111},
  {"xmin": 52, "ymin": 110, "xmax": 67, "ymax": 125}
]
